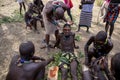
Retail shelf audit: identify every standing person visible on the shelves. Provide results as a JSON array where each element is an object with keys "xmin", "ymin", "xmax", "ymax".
[
  {"xmin": 42, "ymin": 0, "xmax": 68, "ymax": 52},
  {"xmin": 17, "ymin": 0, "xmax": 26, "ymax": 14},
  {"xmin": 54, "ymin": 24, "xmax": 79, "ymax": 80},
  {"xmin": 104, "ymin": 0, "xmax": 120, "ymax": 39},
  {"xmin": 63, "ymin": 0, "xmax": 73, "ymax": 22},
  {"xmin": 6, "ymin": 41, "xmax": 54, "ymax": 80},
  {"xmin": 77, "ymin": 0, "xmax": 95, "ymax": 32}
]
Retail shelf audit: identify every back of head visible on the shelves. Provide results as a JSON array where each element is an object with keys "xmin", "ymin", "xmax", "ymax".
[
  {"xmin": 55, "ymin": 7, "xmax": 64, "ymax": 19},
  {"xmin": 111, "ymin": 53, "xmax": 120, "ymax": 80},
  {"xmin": 95, "ymin": 31, "xmax": 107, "ymax": 42},
  {"xmin": 19, "ymin": 41, "xmax": 35, "ymax": 60}
]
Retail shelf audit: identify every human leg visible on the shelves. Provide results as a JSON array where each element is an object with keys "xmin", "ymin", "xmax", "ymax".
[
  {"xmin": 19, "ymin": 3, "xmax": 22, "ymax": 14},
  {"xmin": 109, "ymin": 23, "xmax": 114, "ymax": 39},
  {"xmin": 55, "ymin": 30, "xmax": 59, "ymax": 42},
  {"xmin": 22, "ymin": 2, "xmax": 26, "ymax": 12},
  {"xmin": 85, "ymin": 48, "xmax": 95, "ymax": 66},
  {"xmin": 60, "ymin": 66, "xmax": 68, "ymax": 80},
  {"xmin": 70, "ymin": 59, "xmax": 78, "ymax": 80},
  {"xmin": 105, "ymin": 21, "xmax": 109, "ymax": 34},
  {"xmin": 67, "ymin": 8, "xmax": 73, "ymax": 21}
]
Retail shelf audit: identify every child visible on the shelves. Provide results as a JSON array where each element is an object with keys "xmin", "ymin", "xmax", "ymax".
[{"xmin": 6, "ymin": 41, "xmax": 54, "ymax": 80}]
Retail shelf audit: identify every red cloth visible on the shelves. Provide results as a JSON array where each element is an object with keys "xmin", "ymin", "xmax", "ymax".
[{"xmin": 64, "ymin": 0, "xmax": 73, "ymax": 8}]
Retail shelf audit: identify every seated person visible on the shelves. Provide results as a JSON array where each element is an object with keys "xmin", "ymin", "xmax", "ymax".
[
  {"xmin": 111, "ymin": 52, "xmax": 120, "ymax": 80},
  {"xmin": 6, "ymin": 41, "xmax": 54, "ymax": 80},
  {"xmin": 54, "ymin": 24, "xmax": 79, "ymax": 80}
]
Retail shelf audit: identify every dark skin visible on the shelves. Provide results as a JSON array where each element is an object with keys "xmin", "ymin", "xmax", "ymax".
[
  {"xmin": 44, "ymin": 1, "xmax": 68, "ymax": 50},
  {"xmin": 32, "ymin": 0, "xmax": 44, "ymax": 28},
  {"xmin": 6, "ymin": 41, "xmax": 54, "ymax": 80},
  {"xmin": 24, "ymin": 10, "xmax": 37, "ymax": 31},
  {"xmin": 19, "ymin": 2, "xmax": 26, "ymax": 15},
  {"xmin": 28, "ymin": 3, "xmax": 44, "ymax": 28},
  {"xmin": 25, "ymin": 9, "xmax": 42, "ymax": 33},
  {"xmin": 105, "ymin": 20, "xmax": 114, "ymax": 39},
  {"xmin": 33, "ymin": 0, "xmax": 44, "ymax": 11},
  {"xmin": 90, "ymin": 56, "xmax": 114, "ymax": 80},
  {"xmin": 111, "ymin": 53, "xmax": 120, "ymax": 80},
  {"xmin": 54, "ymin": 26, "xmax": 79, "ymax": 80},
  {"xmin": 84, "ymin": 33, "xmax": 114, "ymax": 80},
  {"xmin": 6, "ymin": 55, "xmax": 53, "ymax": 80},
  {"xmin": 84, "ymin": 36, "xmax": 113, "ymax": 66}
]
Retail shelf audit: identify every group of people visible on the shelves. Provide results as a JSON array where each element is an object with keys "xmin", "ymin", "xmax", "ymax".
[{"xmin": 6, "ymin": 0, "xmax": 120, "ymax": 80}]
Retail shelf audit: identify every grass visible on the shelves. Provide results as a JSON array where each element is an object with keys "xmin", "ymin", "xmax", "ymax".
[
  {"xmin": 75, "ymin": 35, "xmax": 82, "ymax": 42},
  {"xmin": 0, "ymin": 10, "xmax": 24, "ymax": 25}
]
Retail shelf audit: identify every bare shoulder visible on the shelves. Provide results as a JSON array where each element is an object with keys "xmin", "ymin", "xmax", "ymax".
[{"xmin": 11, "ymin": 55, "xmax": 20, "ymax": 63}]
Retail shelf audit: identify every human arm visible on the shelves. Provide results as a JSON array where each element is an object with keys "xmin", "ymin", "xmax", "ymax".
[
  {"xmin": 73, "ymin": 33, "xmax": 79, "ymax": 49},
  {"xmin": 84, "ymin": 36, "xmax": 94, "ymax": 57},
  {"xmin": 31, "ymin": 56, "xmax": 45, "ymax": 61},
  {"xmin": 104, "ymin": 39, "xmax": 113, "ymax": 55},
  {"xmin": 84, "ymin": 36, "xmax": 94, "ymax": 66}
]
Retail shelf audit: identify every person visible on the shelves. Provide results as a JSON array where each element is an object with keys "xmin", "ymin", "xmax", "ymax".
[
  {"xmin": 104, "ymin": 0, "xmax": 120, "ymax": 39},
  {"xmin": 84, "ymin": 31, "xmax": 113, "ymax": 66},
  {"xmin": 84, "ymin": 31, "xmax": 114, "ymax": 80},
  {"xmin": 77, "ymin": 0, "xmax": 95, "ymax": 32},
  {"xmin": 24, "ymin": 3, "xmax": 44, "ymax": 33},
  {"xmin": 100, "ymin": 0, "xmax": 110, "ymax": 18},
  {"xmin": 111, "ymin": 53, "xmax": 120, "ymax": 80},
  {"xmin": 42, "ymin": 0, "xmax": 69, "ymax": 52},
  {"xmin": 54, "ymin": 24, "xmax": 79, "ymax": 80},
  {"xmin": 33, "ymin": 0, "xmax": 44, "ymax": 12},
  {"xmin": 63, "ymin": 0, "xmax": 73, "ymax": 22},
  {"xmin": 6, "ymin": 41, "xmax": 54, "ymax": 80},
  {"xmin": 24, "ymin": 9, "xmax": 39, "ymax": 33},
  {"xmin": 17, "ymin": 0, "xmax": 26, "ymax": 14}
]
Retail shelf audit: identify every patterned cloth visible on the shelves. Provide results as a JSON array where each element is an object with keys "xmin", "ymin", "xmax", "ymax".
[
  {"xmin": 59, "ymin": 52, "xmax": 76, "ymax": 69},
  {"xmin": 104, "ymin": 3, "xmax": 120, "ymax": 24},
  {"xmin": 79, "ymin": 4, "xmax": 93, "ymax": 27}
]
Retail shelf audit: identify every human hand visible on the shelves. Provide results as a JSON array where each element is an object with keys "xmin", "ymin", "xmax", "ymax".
[{"xmin": 67, "ymin": 21, "xmax": 73, "ymax": 25}]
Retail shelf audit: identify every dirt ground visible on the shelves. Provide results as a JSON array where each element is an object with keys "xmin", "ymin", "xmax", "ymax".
[{"xmin": 0, "ymin": 0, "xmax": 120, "ymax": 80}]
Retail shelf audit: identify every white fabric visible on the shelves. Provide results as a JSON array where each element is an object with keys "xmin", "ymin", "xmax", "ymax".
[
  {"xmin": 42, "ymin": 2, "xmax": 58, "ymax": 34},
  {"xmin": 82, "ymin": 4, "xmax": 93, "ymax": 12}
]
